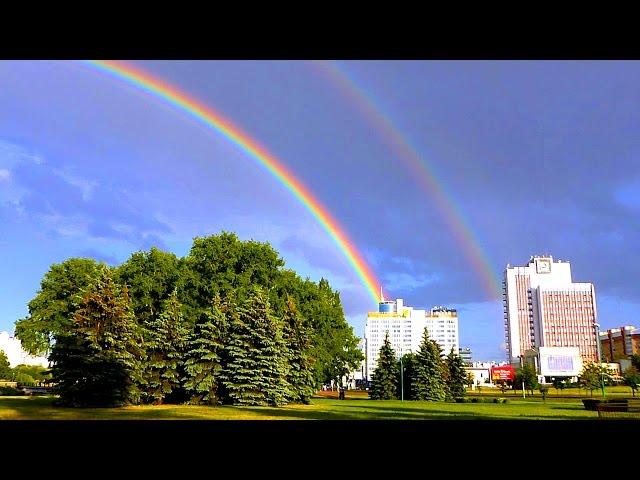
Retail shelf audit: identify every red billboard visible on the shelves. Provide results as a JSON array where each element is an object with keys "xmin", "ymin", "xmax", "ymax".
[{"xmin": 491, "ymin": 365, "xmax": 515, "ymax": 381}]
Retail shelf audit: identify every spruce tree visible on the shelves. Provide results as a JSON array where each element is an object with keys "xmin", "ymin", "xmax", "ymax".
[
  {"xmin": 369, "ymin": 332, "xmax": 398, "ymax": 400},
  {"xmin": 412, "ymin": 328, "xmax": 446, "ymax": 401},
  {"xmin": 50, "ymin": 267, "xmax": 145, "ymax": 407},
  {"xmin": 143, "ymin": 289, "xmax": 190, "ymax": 405},
  {"xmin": 183, "ymin": 294, "xmax": 228, "ymax": 405},
  {"xmin": 281, "ymin": 296, "xmax": 317, "ymax": 404},
  {"xmin": 222, "ymin": 287, "xmax": 288, "ymax": 406},
  {"xmin": 445, "ymin": 348, "xmax": 467, "ymax": 399}
]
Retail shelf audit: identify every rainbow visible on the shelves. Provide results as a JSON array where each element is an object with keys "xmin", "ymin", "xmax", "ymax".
[
  {"xmin": 311, "ymin": 61, "xmax": 502, "ymax": 299},
  {"xmin": 80, "ymin": 60, "xmax": 383, "ymax": 304}
]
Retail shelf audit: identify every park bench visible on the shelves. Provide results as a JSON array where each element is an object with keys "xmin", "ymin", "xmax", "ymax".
[{"xmin": 596, "ymin": 398, "xmax": 640, "ymax": 419}]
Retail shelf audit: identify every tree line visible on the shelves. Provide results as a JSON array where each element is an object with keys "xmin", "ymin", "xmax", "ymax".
[
  {"xmin": 369, "ymin": 328, "xmax": 467, "ymax": 401},
  {"xmin": 14, "ymin": 232, "xmax": 363, "ymax": 407}
]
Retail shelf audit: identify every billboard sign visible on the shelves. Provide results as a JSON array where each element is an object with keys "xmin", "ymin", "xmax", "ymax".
[{"xmin": 491, "ymin": 365, "xmax": 515, "ymax": 381}]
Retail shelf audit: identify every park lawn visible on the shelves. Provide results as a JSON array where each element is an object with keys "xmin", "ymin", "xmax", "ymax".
[
  {"xmin": 0, "ymin": 394, "xmax": 600, "ymax": 420},
  {"xmin": 468, "ymin": 385, "xmax": 635, "ymax": 399}
]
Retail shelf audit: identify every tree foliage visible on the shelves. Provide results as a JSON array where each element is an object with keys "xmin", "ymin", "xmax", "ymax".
[
  {"xmin": 412, "ymin": 328, "xmax": 446, "ymax": 401},
  {"xmin": 49, "ymin": 267, "xmax": 144, "ymax": 407},
  {"xmin": 369, "ymin": 332, "xmax": 398, "ymax": 400},
  {"xmin": 15, "ymin": 258, "xmax": 102, "ymax": 356},
  {"xmin": 622, "ymin": 366, "xmax": 640, "ymax": 397},
  {"xmin": 222, "ymin": 287, "xmax": 289, "ymax": 406},
  {"xmin": 142, "ymin": 289, "xmax": 190, "ymax": 404},
  {"xmin": 16, "ymin": 232, "xmax": 363, "ymax": 407},
  {"xmin": 183, "ymin": 294, "xmax": 229, "ymax": 405},
  {"xmin": 579, "ymin": 362, "xmax": 612, "ymax": 397},
  {"xmin": 514, "ymin": 364, "xmax": 539, "ymax": 394},
  {"xmin": 0, "ymin": 350, "xmax": 11, "ymax": 380},
  {"xmin": 444, "ymin": 348, "xmax": 468, "ymax": 398}
]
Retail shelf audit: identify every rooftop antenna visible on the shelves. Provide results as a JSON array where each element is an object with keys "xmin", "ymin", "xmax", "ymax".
[{"xmin": 380, "ymin": 286, "xmax": 385, "ymax": 303}]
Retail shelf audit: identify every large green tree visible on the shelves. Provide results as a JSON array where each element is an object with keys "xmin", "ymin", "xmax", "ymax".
[
  {"xmin": 15, "ymin": 258, "xmax": 102, "ymax": 356},
  {"xmin": 222, "ymin": 287, "xmax": 289, "ymax": 406},
  {"xmin": 49, "ymin": 267, "xmax": 145, "ymax": 407},
  {"xmin": 444, "ymin": 348, "xmax": 468, "ymax": 398},
  {"xmin": 114, "ymin": 247, "xmax": 182, "ymax": 326},
  {"xmin": 183, "ymin": 294, "xmax": 229, "ymax": 405},
  {"xmin": 397, "ymin": 352, "xmax": 416, "ymax": 400},
  {"xmin": 182, "ymin": 232, "xmax": 285, "ymax": 311},
  {"xmin": 281, "ymin": 296, "xmax": 317, "ymax": 404},
  {"xmin": 142, "ymin": 289, "xmax": 190, "ymax": 404},
  {"xmin": 412, "ymin": 328, "xmax": 446, "ymax": 401},
  {"xmin": 369, "ymin": 332, "xmax": 398, "ymax": 400}
]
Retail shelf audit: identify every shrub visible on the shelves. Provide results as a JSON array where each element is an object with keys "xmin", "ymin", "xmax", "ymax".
[{"xmin": 0, "ymin": 386, "xmax": 25, "ymax": 396}]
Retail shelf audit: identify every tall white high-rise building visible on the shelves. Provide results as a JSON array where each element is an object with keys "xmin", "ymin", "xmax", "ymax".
[
  {"xmin": 503, "ymin": 256, "xmax": 599, "ymax": 366},
  {"xmin": 364, "ymin": 298, "xmax": 459, "ymax": 380}
]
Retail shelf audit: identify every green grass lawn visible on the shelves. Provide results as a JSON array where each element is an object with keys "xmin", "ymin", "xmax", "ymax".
[{"xmin": 0, "ymin": 393, "xmax": 607, "ymax": 420}]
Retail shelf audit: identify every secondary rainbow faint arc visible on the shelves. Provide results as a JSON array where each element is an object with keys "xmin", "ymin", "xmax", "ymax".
[
  {"xmin": 82, "ymin": 60, "xmax": 383, "ymax": 304},
  {"xmin": 311, "ymin": 61, "xmax": 502, "ymax": 299}
]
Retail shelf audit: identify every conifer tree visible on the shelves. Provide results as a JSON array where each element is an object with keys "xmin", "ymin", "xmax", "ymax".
[
  {"xmin": 412, "ymin": 328, "xmax": 446, "ymax": 401},
  {"xmin": 369, "ymin": 332, "xmax": 398, "ymax": 400},
  {"xmin": 445, "ymin": 348, "xmax": 468, "ymax": 398},
  {"xmin": 50, "ymin": 266, "xmax": 144, "ymax": 407},
  {"xmin": 281, "ymin": 295, "xmax": 317, "ymax": 404},
  {"xmin": 222, "ymin": 287, "xmax": 288, "ymax": 406},
  {"xmin": 143, "ymin": 289, "xmax": 190, "ymax": 404},
  {"xmin": 183, "ymin": 294, "xmax": 228, "ymax": 405}
]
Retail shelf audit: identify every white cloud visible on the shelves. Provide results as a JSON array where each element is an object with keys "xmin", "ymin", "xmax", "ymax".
[
  {"xmin": 53, "ymin": 169, "xmax": 98, "ymax": 201},
  {"xmin": 382, "ymin": 271, "xmax": 440, "ymax": 292},
  {"xmin": 0, "ymin": 169, "xmax": 9, "ymax": 181},
  {"xmin": 0, "ymin": 139, "xmax": 44, "ymax": 167}
]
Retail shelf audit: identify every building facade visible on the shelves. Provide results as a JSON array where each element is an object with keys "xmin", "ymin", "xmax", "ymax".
[
  {"xmin": 503, "ymin": 256, "xmax": 599, "ymax": 366},
  {"xmin": 600, "ymin": 326, "xmax": 640, "ymax": 362},
  {"xmin": 459, "ymin": 347, "xmax": 472, "ymax": 365},
  {"xmin": 364, "ymin": 298, "xmax": 459, "ymax": 380}
]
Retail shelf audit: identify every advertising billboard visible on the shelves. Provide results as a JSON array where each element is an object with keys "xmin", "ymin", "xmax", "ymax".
[{"xmin": 491, "ymin": 365, "xmax": 515, "ymax": 381}]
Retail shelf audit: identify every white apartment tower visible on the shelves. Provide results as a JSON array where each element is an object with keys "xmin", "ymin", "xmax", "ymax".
[
  {"xmin": 503, "ymin": 256, "xmax": 599, "ymax": 366},
  {"xmin": 364, "ymin": 298, "xmax": 459, "ymax": 381}
]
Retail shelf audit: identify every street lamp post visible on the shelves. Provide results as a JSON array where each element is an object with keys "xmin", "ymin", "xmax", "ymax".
[
  {"xmin": 594, "ymin": 323, "xmax": 605, "ymax": 399},
  {"xmin": 400, "ymin": 356, "xmax": 404, "ymax": 402}
]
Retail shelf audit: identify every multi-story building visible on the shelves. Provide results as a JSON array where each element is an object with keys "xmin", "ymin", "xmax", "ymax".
[
  {"xmin": 503, "ymin": 256, "xmax": 599, "ymax": 366},
  {"xmin": 459, "ymin": 347, "xmax": 472, "ymax": 365},
  {"xmin": 364, "ymin": 298, "xmax": 459, "ymax": 380},
  {"xmin": 600, "ymin": 326, "xmax": 640, "ymax": 362}
]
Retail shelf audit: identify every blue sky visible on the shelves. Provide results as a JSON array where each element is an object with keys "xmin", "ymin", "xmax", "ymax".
[{"xmin": 1, "ymin": 60, "xmax": 640, "ymax": 361}]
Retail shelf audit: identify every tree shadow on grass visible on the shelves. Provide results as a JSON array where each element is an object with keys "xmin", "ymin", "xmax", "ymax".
[{"xmin": 326, "ymin": 402, "xmax": 598, "ymax": 421}]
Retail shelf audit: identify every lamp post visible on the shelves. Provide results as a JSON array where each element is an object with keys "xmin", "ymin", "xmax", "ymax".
[
  {"xmin": 594, "ymin": 323, "xmax": 605, "ymax": 399},
  {"xmin": 400, "ymin": 355, "xmax": 404, "ymax": 402}
]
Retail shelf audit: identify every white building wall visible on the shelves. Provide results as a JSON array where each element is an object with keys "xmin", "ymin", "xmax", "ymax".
[
  {"xmin": 364, "ymin": 300, "xmax": 459, "ymax": 380},
  {"xmin": 504, "ymin": 256, "xmax": 597, "ymax": 364}
]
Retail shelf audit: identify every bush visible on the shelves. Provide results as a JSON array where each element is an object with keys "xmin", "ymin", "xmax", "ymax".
[
  {"xmin": 0, "ymin": 386, "xmax": 25, "ymax": 396},
  {"xmin": 493, "ymin": 398, "xmax": 508, "ymax": 404}
]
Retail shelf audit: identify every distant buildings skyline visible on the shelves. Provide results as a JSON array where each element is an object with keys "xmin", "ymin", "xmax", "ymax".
[{"xmin": 364, "ymin": 298, "xmax": 459, "ymax": 380}]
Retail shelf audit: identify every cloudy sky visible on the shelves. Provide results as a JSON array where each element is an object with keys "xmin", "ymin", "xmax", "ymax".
[{"xmin": 1, "ymin": 60, "xmax": 639, "ymax": 360}]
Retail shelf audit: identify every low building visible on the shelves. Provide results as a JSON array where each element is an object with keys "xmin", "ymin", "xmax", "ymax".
[
  {"xmin": 522, "ymin": 346, "xmax": 583, "ymax": 383},
  {"xmin": 600, "ymin": 326, "xmax": 640, "ymax": 362}
]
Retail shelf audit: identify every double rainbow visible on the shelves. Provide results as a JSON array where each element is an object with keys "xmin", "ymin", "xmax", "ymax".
[
  {"xmin": 312, "ymin": 61, "xmax": 502, "ymax": 299},
  {"xmin": 83, "ymin": 60, "xmax": 383, "ymax": 304}
]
